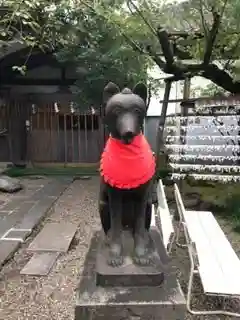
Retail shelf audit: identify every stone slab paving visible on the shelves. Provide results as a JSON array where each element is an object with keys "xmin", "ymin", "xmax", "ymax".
[
  {"xmin": 2, "ymin": 229, "xmax": 31, "ymax": 242},
  {"xmin": 0, "ymin": 240, "xmax": 20, "ymax": 266},
  {"xmin": 0, "ymin": 177, "xmax": 72, "ymax": 268},
  {"xmin": 20, "ymin": 252, "xmax": 60, "ymax": 276},
  {"xmin": 0, "ymin": 201, "xmax": 36, "ymax": 238},
  {"xmin": 27, "ymin": 222, "xmax": 78, "ymax": 253}
]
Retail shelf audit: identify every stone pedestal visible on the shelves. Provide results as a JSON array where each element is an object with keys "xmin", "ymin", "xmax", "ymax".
[{"xmin": 75, "ymin": 230, "xmax": 186, "ymax": 320}]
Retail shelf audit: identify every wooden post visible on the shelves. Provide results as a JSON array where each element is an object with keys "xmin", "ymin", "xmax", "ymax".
[
  {"xmin": 84, "ymin": 113, "xmax": 88, "ymax": 161},
  {"xmin": 26, "ymin": 103, "xmax": 32, "ymax": 168},
  {"xmin": 155, "ymin": 79, "xmax": 172, "ymax": 173},
  {"xmin": 179, "ymin": 77, "xmax": 191, "ymax": 191},
  {"xmin": 71, "ymin": 113, "xmax": 74, "ymax": 163},
  {"xmin": 77, "ymin": 114, "xmax": 81, "ymax": 162},
  {"xmin": 181, "ymin": 78, "xmax": 191, "ymax": 149},
  {"xmin": 64, "ymin": 114, "xmax": 67, "ymax": 166}
]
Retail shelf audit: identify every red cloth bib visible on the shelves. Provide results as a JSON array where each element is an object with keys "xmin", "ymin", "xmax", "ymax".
[{"xmin": 100, "ymin": 134, "xmax": 155, "ymax": 189}]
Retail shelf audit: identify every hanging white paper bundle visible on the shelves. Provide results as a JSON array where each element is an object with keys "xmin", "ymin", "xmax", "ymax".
[
  {"xmin": 166, "ymin": 115, "xmax": 239, "ymax": 125},
  {"xmin": 169, "ymin": 154, "xmax": 239, "ymax": 163},
  {"xmin": 171, "ymin": 173, "xmax": 240, "ymax": 183},
  {"xmin": 164, "ymin": 125, "xmax": 240, "ymax": 132},
  {"xmin": 165, "ymin": 109, "xmax": 240, "ymax": 182},
  {"xmin": 195, "ymin": 102, "xmax": 240, "ymax": 111},
  {"xmin": 165, "ymin": 135, "xmax": 238, "ymax": 143},
  {"xmin": 169, "ymin": 163, "xmax": 240, "ymax": 173},
  {"xmin": 165, "ymin": 144, "xmax": 239, "ymax": 152}
]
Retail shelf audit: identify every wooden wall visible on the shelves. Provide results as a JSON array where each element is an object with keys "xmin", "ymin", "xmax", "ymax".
[
  {"xmin": 0, "ymin": 100, "xmax": 103, "ymax": 164},
  {"xmin": 30, "ymin": 111, "xmax": 102, "ymax": 163}
]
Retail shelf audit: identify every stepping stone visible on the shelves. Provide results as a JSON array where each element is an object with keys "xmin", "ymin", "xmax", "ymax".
[
  {"xmin": 20, "ymin": 252, "xmax": 60, "ymax": 276},
  {"xmin": 0, "ymin": 240, "xmax": 20, "ymax": 267},
  {"xmin": 16, "ymin": 200, "xmax": 55, "ymax": 231},
  {"xmin": 31, "ymin": 180, "xmax": 70, "ymax": 201},
  {"xmin": 2, "ymin": 228, "xmax": 31, "ymax": 242},
  {"xmin": 0, "ymin": 201, "xmax": 36, "ymax": 238},
  {"xmin": 27, "ymin": 222, "xmax": 77, "ymax": 253}
]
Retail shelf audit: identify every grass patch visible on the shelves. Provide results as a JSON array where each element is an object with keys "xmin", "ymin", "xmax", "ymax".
[
  {"xmin": 182, "ymin": 181, "xmax": 240, "ymax": 233},
  {"xmin": 155, "ymin": 168, "xmax": 171, "ymax": 180},
  {"xmin": 4, "ymin": 166, "xmax": 99, "ymax": 177}
]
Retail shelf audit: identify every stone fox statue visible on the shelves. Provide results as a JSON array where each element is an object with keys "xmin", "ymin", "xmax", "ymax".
[{"xmin": 99, "ymin": 82, "xmax": 156, "ymax": 267}]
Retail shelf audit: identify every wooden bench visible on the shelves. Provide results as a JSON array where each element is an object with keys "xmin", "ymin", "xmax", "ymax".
[
  {"xmin": 151, "ymin": 179, "xmax": 174, "ymax": 254},
  {"xmin": 174, "ymin": 183, "xmax": 240, "ymax": 317}
]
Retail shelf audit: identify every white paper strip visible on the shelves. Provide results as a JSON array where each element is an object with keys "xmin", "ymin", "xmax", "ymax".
[
  {"xmin": 169, "ymin": 154, "xmax": 239, "ymax": 163},
  {"xmin": 165, "ymin": 144, "xmax": 239, "ymax": 152},
  {"xmin": 165, "ymin": 125, "xmax": 240, "ymax": 131},
  {"xmin": 171, "ymin": 173, "xmax": 240, "ymax": 182},
  {"xmin": 169, "ymin": 163, "xmax": 240, "ymax": 173},
  {"xmin": 166, "ymin": 135, "xmax": 238, "ymax": 143},
  {"xmin": 195, "ymin": 101, "xmax": 240, "ymax": 108},
  {"xmin": 170, "ymin": 109, "xmax": 239, "ymax": 115}
]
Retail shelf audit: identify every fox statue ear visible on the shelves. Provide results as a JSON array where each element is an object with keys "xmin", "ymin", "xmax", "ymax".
[
  {"xmin": 132, "ymin": 82, "xmax": 148, "ymax": 104},
  {"xmin": 103, "ymin": 82, "xmax": 120, "ymax": 105}
]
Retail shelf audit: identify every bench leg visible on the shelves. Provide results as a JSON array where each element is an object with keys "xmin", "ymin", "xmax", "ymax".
[
  {"xmin": 186, "ymin": 259, "xmax": 240, "ymax": 317},
  {"xmin": 167, "ymin": 231, "xmax": 175, "ymax": 254},
  {"xmin": 176, "ymin": 221, "xmax": 188, "ymax": 248},
  {"xmin": 75, "ymin": 307, "xmax": 93, "ymax": 320}
]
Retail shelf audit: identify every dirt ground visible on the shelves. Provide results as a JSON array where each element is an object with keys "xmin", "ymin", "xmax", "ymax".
[{"xmin": 0, "ymin": 177, "xmax": 240, "ymax": 320}]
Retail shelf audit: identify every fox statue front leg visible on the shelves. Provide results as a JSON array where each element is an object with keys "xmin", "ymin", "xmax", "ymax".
[
  {"xmin": 133, "ymin": 181, "xmax": 154, "ymax": 265},
  {"xmin": 107, "ymin": 186, "xmax": 124, "ymax": 267}
]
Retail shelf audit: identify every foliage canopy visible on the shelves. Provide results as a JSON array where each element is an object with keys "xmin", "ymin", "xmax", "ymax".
[
  {"xmin": 2, "ymin": 0, "xmax": 240, "ymax": 101},
  {"xmin": 0, "ymin": 0, "xmax": 151, "ymax": 106}
]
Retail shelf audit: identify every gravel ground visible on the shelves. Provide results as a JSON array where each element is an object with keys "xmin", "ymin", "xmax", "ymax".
[
  {"xmin": 0, "ymin": 177, "xmax": 240, "ymax": 320},
  {"xmin": 0, "ymin": 177, "xmax": 100, "ymax": 320}
]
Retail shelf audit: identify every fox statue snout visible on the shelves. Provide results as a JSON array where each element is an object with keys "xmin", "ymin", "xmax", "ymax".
[{"xmin": 117, "ymin": 112, "xmax": 139, "ymax": 144}]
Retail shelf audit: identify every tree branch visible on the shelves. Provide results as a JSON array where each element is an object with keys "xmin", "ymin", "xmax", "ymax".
[
  {"xmin": 145, "ymin": 45, "xmax": 166, "ymax": 70},
  {"xmin": 146, "ymin": 84, "xmax": 151, "ymax": 110},
  {"xmin": 199, "ymin": 0, "xmax": 209, "ymax": 37},
  {"xmin": 168, "ymin": 30, "xmax": 240, "ymax": 39},
  {"xmin": 155, "ymin": 27, "xmax": 203, "ymax": 77},
  {"xmin": 201, "ymin": 64, "xmax": 240, "ymax": 93},
  {"xmin": 203, "ymin": 10, "xmax": 221, "ymax": 65},
  {"xmin": 150, "ymin": 29, "xmax": 240, "ymax": 94},
  {"xmin": 157, "ymin": 27, "xmax": 174, "ymax": 67},
  {"xmin": 121, "ymin": 33, "xmax": 146, "ymax": 54},
  {"xmin": 172, "ymin": 43, "xmax": 192, "ymax": 60},
  {"xmin": 127, "ymin": 0, "xmax": 157, "ymax": 36},
  {"xmin": 151, "ymin": 19, "xmax": 240, "ymax": 94}
]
